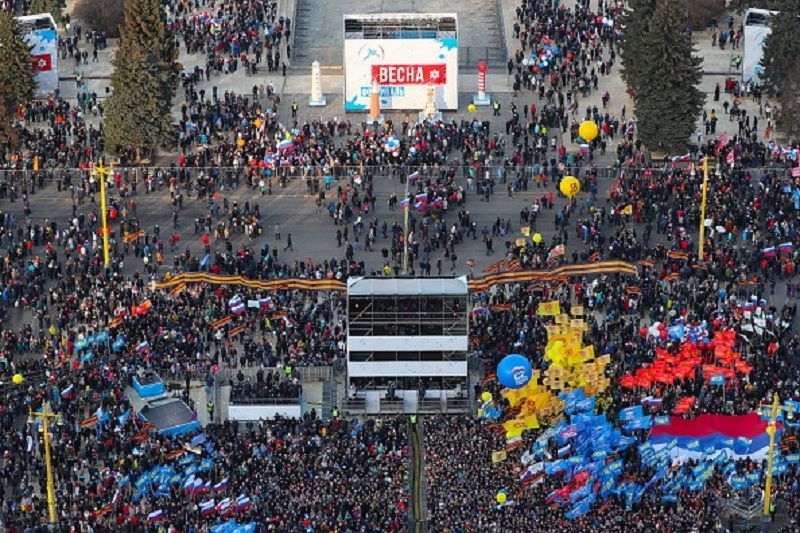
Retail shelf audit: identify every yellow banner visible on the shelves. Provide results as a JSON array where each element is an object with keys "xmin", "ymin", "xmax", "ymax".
[{"xmin": 537, "ymin": 300, "xmax": 561, "ymax": 316}]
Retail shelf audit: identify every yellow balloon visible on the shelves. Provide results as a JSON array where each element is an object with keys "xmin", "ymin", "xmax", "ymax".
[
  {"xmin": 12, "ymin": 373, "xmax": 24, "ymax": 384},
  {"xmin": 467, "ymin": 103, "xmax": 477, "ymax": 112},
  {"xmin": 560, "ymin": 176, "xmax": 581, "ymax": 198},
  {"xmin": 579, "ymin": 120, "xmax": 599, "ymax": 142},
  {"xmin": 481, "ymin": 391, "xmax": 493, "ymax": 402},
  {"xmin": 532, "ymin": 233, "xmax": 542, "ymax": 244},
  {"xmin": 496, "ymin": 492, "xmax": 507, "ymax": 503}
]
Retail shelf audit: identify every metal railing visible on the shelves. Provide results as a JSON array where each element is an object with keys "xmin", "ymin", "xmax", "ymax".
[
  {"xmin": 218, "ymin": 365, "xmax": 332, "ymax": 383},
  {"xmin": 0, "ymin": 164, "xmax": 795, "ymax": 184},
  {"xmin": 228, "ymin": 395, "xmax": 301, "ymax": 405}
]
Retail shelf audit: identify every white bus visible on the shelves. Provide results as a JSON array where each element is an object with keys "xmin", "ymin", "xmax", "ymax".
[
  {"xmin": 742, "ymin": 8, "xmax": 777, "ymax": 86},
  {"xmin": 15, "ymin": 13, "xmax": 59, "ymax": 98}
]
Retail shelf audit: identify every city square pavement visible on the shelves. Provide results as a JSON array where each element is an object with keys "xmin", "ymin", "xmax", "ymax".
[{"xmin": 35, "ymin": 0, "xmax": 778, "ymax": 279}]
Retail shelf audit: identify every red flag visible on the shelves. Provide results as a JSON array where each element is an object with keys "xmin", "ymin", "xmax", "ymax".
[{"xmin": 31, "ymin": 54, "xmax": 52, "ymax": 71}]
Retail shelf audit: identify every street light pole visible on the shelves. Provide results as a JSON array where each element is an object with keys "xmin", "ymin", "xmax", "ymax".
[
  {"xmin": 29, "ymin": 403, "xmax": 60, "ymax": 524},
  {"xmin": 93, "ymin": 159, "xmax": 112, "ymax": 267},
  {"xmin": 759, "ymin": 393, "xmax": 796, "ymax": 519},
  {"xmin": 698, "ymin": 156, "xmax": 709, "ymax": 261}
]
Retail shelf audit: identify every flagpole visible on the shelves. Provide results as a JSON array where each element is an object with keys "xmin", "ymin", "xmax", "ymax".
[{"xmin": 402, "ymin": 169, "xmax": 410, "ymax": 275}]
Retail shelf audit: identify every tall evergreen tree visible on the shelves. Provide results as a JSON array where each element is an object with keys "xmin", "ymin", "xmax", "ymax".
[
  {"xmin": 634, "ymin": 0, "xmax": 705, "ymax": 152},
  {"xmin": 619, "ymin": 0, "xmax": 659, "ymax": 94},
  {"xmin": 0, "ymin": 12, "xmax": 37, "ymax": 109},
  {"xmin": 28, "ymin": 0, "xmax": 63, "ymax": 24},
  {"xmin": 104, "ymin": 0, "xmax": 177, "ymax": 158},
  {"xmin": 0, "ymin": 84, "xmax": 20, "ymax": 155},
  {"xmin": 759, "ymin": 0, "xmax": 800, "ymax": 95},
  {"xmin": 776, "ymin": 58, "xmax": 800, "ymax": 140}
]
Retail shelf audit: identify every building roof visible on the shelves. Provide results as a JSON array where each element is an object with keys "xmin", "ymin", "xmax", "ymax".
[{"xmin": 347, "ymin": 276, "xmax": 468, "ymax": 296}]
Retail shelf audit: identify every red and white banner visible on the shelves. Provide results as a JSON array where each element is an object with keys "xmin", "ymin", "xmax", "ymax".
[
  {"xmin": 371, "ymin": 64, "xmax": 447, "ymax": 85},
  {"xmin": 31, "ymin": 54, "xmax": 52, "ymax": 72}
]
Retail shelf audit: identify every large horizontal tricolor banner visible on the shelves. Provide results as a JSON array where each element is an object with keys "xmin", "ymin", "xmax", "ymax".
[{"xmin": 650, "ymin": 413, "xmax": 781, "ymax": 463}]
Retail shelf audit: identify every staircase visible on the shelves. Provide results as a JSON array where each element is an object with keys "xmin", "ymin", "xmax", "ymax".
[{"xmin": 321, "ymin": 373, "xmax": 340, "ymax": 419}]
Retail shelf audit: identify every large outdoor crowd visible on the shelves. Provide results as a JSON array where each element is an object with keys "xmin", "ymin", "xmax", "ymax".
[{"xmin": 2, "ymin": 0, "xmax": 800, "ymax": 529}]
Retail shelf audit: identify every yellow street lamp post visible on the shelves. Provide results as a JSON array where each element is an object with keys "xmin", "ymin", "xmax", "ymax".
[
  {"xmin": 697, "ymin": 156, "xmax": 720, "ymax": 261},
  {"xmin": 758, "ymin": 394, "xmax": 796, "ymax": 519},
  {"xmin": 92, "ymin": 159, "xmax": 112, "ymax": 267},
  {"xmin": 28, "ymin": 403, "xmax": 61, "ymax": 524}
]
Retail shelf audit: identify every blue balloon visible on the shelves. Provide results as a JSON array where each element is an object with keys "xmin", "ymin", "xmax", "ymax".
[{"xmin": 497, "ymin": 354, "xmax": 533, "ymax": 389}]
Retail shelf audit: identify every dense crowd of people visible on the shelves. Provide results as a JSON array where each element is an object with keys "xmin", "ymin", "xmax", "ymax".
[
  {"xmin": 229, "ymin": 369, "xmax": 301, "ymax": 402},
  {"xmin": 2, "ymin": 0, "xmax": 800, "ymax": 529}
]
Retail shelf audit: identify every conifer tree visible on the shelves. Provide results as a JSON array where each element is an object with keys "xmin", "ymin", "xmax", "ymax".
[
  {"xmin": 28, "ymin": 0, "xmax": 63, "ymax": 24},
  {"xmin": 634, "ymin": 0, "xmax": 705, "ymax": 152},
  {"xmin": 0, "ymin": 12, "xmax": 37, "ymax": 109},
  {"xmin": 619, "ymin": 0, "xmax": 659, "ymax": 94},
  {"xmin": 776, "ymin": 58, "xmax": 800, "ymax": 140},
  {"xmin": 759, "ymin": 0, "xmax": 800, "ymax": 95},
  {"xmin": 103, "ymin": 0, "xmax": 177, "ymax": 158}
]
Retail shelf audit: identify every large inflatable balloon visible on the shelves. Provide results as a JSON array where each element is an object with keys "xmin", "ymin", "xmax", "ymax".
[
  {"xmin": 559, "ymin": 176, "xmax": 581, "ymax": 197},
  {"xmin": 578, "ymin": 120, "xmax": 599, "ymax": 142},
  {"xmin": 496, "ymin": 491, "xmax": 507, "ymax": 503},
  {"xmin": 497, "ymin": 354, "xmax": 533, "ymax": 389},
  {"xmin": 12, "ymin": 373, "xmax": 24, "ymax": 384},
  {"xmin": 532, "ymin": 232, "xmax": 542, "ymax": 244}
]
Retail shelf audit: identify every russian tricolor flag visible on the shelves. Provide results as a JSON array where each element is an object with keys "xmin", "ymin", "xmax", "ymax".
[
  {"xmin": 200, "ymin": 499, "xmax": 216, "ymax": 516},
  {"xmin": 213, "ymin": 478, "xmax": 229, "ymax": 492},
  {"xmin": 579, "ymin": 143, "xmax": 590, "ymax": 154},
  {"xmin": 408, "ymin": 171, "xmax": 420, "ymax": 182},
  {"xmin": 60, "ymin": 385, "xmax": 75, "ymax": 398},
  {"xmin": 147, "ymin": 510, "xmax": 165, "ymax": 523},
  {"xmin": 649, "ymin": 413, "xmax": 781, "ymax": 462},
  {"xmin": 762, "ymin": 247, "xmax": 777, "ymax": 257},
  {"xmin": 259, "ymin": 297, "xmax": 273, "ymax": 308},
  {"xmin": 229, "ymin": 295, "xmax": 245, "ymax": 315},
  {"xmin": 415, "ymin": 193, "xmax": 429, "ymax": 203},
  {"xmin": 216, "ymin": 497, "xmax": 232, "ymax": 514},
  {"xmin": 779, "ymin": 242, "xmax": 793, "ymax": 253},
  {"xmin": 135, "ymin": 341, "xmax": 150, "ymax": 353},
  {"xmin": 235, "ymin": 494, "xmax": 252, "ymax": 511},
  {"xmin": 399, "ymin": 198, "xmax": 410, "ymax": 209}
]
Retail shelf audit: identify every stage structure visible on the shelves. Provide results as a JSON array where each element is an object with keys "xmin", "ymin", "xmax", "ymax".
[
  {"xmin": 343, "ymin": 13, "xmax": 458, "ymax": 111},
  {"xmin": 346, "ymin": 277, "xmax": 469, "ymax": 413}
]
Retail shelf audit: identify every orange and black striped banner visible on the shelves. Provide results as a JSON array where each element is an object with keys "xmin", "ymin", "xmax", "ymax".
[
  {"xmin": 228, "ymin": 325, "xmax": 246, "ymax": 337},
  {"xmin": 625, "ymin": 286, "xmax": 642, "ymax": 294},
  {"xmin": 157, "ymin": 272, "xmax": 347, "ymax": 292},
  {"xmin": 123, "ymin": 229, "xmax": 146, "ymax": 244},
  {"xmin": 210, "ymin": 316, "xmax": 233, "ymax": 330},
  {"xmin": 107, "ymin": 316, "xmax": 123, "ymax": 329},
  {"xmin": 467, "ymin": 261, "xmax": 638, "ymax": 292},
  {"xmin": 667, "ymin": 251, "xmax": 690, "ymax": 260},
  {"xmin": 637, "ymin": 260, "xmax": 656, "ymax": 267},
  {"xmin": 169, "ymin": 283, "xmax": 187, "ymax": 297},
  {"xmin": 80, "ymin": 416, "xmax": 98, "ymax": 428},
  {"xmin": 165, "ymin": 449, "xmax": 184, "ymax": 460},
  {"xmin": 589, "ymin": 252, "xmax": 601, "ymax": 262},
  {"xmin": 156, "ymin": 261, "xmax": 639, "ymax": 295},
  {"xmin": 664, "ymin": 273, "xmax": 680, "ymax": 282}
]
